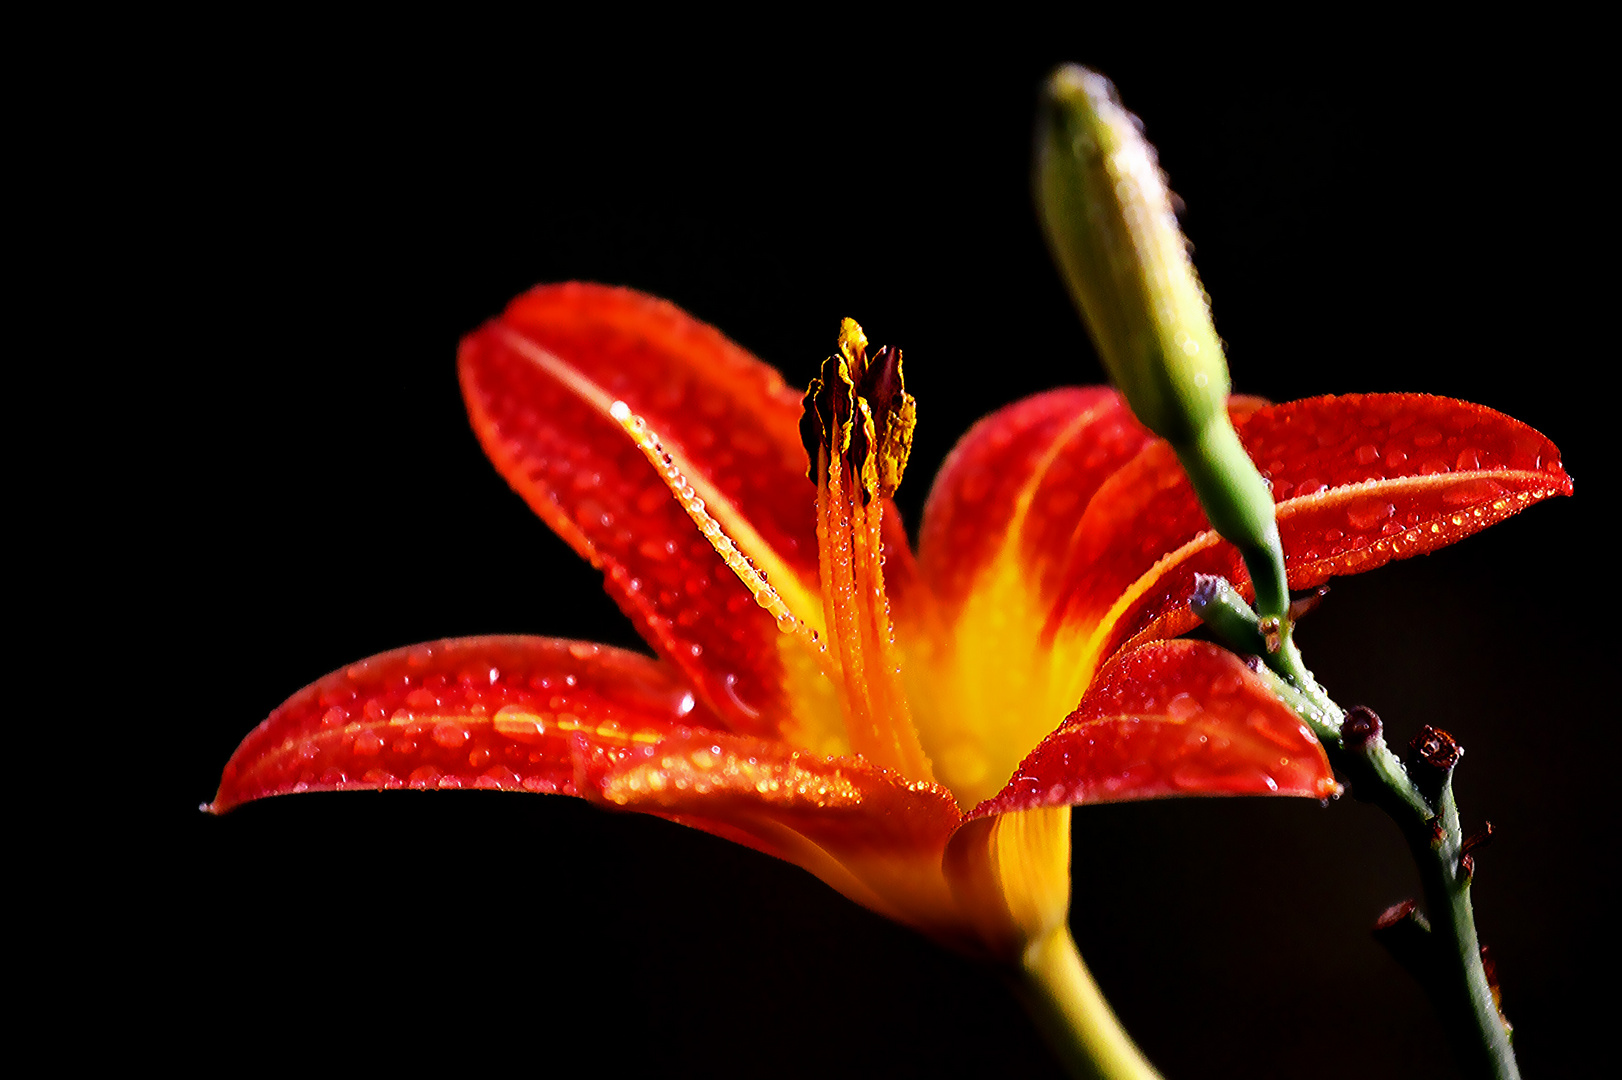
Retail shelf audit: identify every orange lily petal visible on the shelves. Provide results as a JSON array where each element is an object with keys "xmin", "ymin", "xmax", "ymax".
[
  {"xmin": 209, "ymin": 636, "xmax": 722, "ymax": 813},
  {"xmin": 972, "ymin": 640, "xmax": 1337, "ymax": 819},
  {"xmin": 916, "ymin": 390, "xmax": 1270, "ymax": 617},
  {"xmin": 458, "ymin": 284, "xmax": 826, "ymax": 739},
  {"xmin": 1049, "ymin": 393, "xmax": 1573, "ymax": 666},
  {"xmin": 904, "ymin": 389, "xmax": 1156, "ymax": 803},
  {"xmin": 574, "ymin": 723, "xmax": 970, "ymax": 946},
  {"xmin": 917, "ymin": 388, "xmax": 1152, "ymax": 618}
]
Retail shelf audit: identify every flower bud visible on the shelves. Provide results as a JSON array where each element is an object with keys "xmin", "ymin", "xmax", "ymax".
[
  {"xmin": 1037, "ymin": 65, "xmax": 1289, "ymax": 624},
  {"xmin": 1408, "ymin": 724, "xmax": 1463, "ymax": 803},
  {"xmin": 1036, "ymin": 65, "xmax": 1229, "ymax": 445}
]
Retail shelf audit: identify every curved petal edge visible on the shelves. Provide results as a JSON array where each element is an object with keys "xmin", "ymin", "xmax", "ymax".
[
  {"xmin": 971, "ymin": 640, "xmax": 1338, "ymax": 820},
  {"xmin": 210, "ymin": 636, "xmax": 723, "ymax": 814}
]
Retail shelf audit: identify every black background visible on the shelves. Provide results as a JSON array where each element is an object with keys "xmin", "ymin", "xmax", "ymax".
[{"xmin": 85, "ymin": 19, "xmax": 1611, "ymax": 1079}]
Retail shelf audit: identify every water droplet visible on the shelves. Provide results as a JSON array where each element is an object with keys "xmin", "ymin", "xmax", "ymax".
[
  {"xmin": 1345, "ymin": 498, "xmax": 1395, "ymax": 531},
  {"xmin": 432, "ymin": 720, "xmax": 471, "ymax": 749},
  {"xmin": 1165, "ymin": 693, "xmax": 1199, "ymax": 720}
]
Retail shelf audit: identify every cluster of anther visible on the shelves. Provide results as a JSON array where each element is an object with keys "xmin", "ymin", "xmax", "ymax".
[{"xmin": 799, "ymin": 318, "xmax": 916, "ymax": 502}]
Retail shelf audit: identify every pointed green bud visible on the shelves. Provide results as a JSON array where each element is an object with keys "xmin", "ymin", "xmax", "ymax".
[
  {"xmin": 1036, "ymin": 65, "xmax": 1229, "ymax": 445},
  {"xmin": 1036, "ymin": 65, "xmax": 1291, "ymax": 630}
]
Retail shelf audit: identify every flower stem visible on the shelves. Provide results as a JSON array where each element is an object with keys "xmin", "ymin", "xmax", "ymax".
[
  {"xmin": 1192, "ymin": 578, "xmax": 1520, "ymax": 1079},
  {"xmin": 1014, "ymin": 927, "xmax": 1164, "ymax": 1080}
]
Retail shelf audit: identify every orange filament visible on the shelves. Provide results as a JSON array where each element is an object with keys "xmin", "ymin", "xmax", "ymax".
[{"xmin": 809, "ymin": 386, "xmax": 934, "ymax": 782}]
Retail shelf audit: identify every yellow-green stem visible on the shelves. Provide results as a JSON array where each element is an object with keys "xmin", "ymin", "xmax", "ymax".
[{"xmin": 1014, "ymin": 927, "xmax": 1164, "ymax": 1080}]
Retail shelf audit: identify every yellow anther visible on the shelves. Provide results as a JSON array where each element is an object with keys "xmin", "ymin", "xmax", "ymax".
[
  {"xmin": 800, "ymin": 319, "xmax": 916, "ymax": 504},
  {"xmin": 837, "ymin": 318, "xmax": 869, "ymax": 371}
]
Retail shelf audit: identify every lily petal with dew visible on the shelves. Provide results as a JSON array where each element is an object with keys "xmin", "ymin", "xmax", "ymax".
[{"xmin": 212, "ymin": 284, "xmax": 1569, "ymax": 1073}]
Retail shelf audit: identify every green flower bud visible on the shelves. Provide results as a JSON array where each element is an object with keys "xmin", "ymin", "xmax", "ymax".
[
  {"xmin": 1036, "ymin": 65, "xmax": 1290, "ymax": 628},
  {"xmin": 1036, "ymin": 64, "xmax": 1229, "ymax": 445}
]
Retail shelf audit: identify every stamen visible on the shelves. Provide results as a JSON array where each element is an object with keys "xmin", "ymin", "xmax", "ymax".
[{"xmin": 802, "ymin": 321, "xmax": 933, "ymax": 782}]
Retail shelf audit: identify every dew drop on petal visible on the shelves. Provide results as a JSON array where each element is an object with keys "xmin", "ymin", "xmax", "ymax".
[
  {"xmin": 1165, "ymin": 693, "xmax": 1199, "ymax": 720},
  {"xmin": 432, "ymin": 720, "xmax": 471, "ymax": 749},
  {"xmin": 1345, "ymin": 498, "xmax": 1395, "ymax": 531}
]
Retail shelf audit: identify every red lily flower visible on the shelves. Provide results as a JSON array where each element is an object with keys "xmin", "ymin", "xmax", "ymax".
[{"xmin": 212, "ymin": 282, "xmax": 1569, "ymax": 965}]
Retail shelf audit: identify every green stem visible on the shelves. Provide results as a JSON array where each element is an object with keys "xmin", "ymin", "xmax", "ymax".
[
  {"xmin": 1192, "ymin": 580, "xmax": 1518, "ymax": 1079},
  {"xmin": 1014, "ymin": 927, "xmax": 1164, "ymax": 1080},
  {"xmin": 1177, "ymin": 421, "xmax": 1291, "ymax": 632},
  {"xmin": 1409, "ymin": 787, "xmax": 1518, "ymax": 1080}
]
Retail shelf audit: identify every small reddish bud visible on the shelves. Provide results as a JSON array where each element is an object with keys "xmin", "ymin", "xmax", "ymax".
[
  {"xmin": 1257, "ymin": 615, "xmax": 1283, "ymax": 653},
  {"xmin": 1462, "ymin": 821, "xmax": 1495, "ymax": 855},
  {"xmin": 1375, "ymin": 898, "xmax": 1419, "ymax": 931},
  {"xmin": 1288, "ymin": 586, "xmax": 1329, "ymax": 622},
  {"xmin": 1459, "ymin": 821, "xmax": 1494, "ymax": 881},
  {"xmin": 1480, "ymin": 945, "xmax": 1507, "ymax": 1019},
  {"xmin": 1408, "ymin": 724, "xmax": 1463, "ymax": 801},
  {"xmin": 1340, "ymin": 706, "xmax": 1383, "ymax": 751},
  {"xmin": 1371, "ymin": 899, "xmax": 1434, "ymax": 981}
]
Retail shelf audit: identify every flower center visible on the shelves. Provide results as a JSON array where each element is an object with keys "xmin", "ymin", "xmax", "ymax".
[
  {"xmin": 607, "ymin": 319, "xmax": 934, "ymax": 783},
  {"xmin": 798, "ymin": 320, "xmax": 934, "ymax": 782}
]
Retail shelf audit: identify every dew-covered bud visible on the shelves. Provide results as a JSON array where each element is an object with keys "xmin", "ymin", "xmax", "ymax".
[
  {"xmin": 1036, "ymin": 66, "xmax": 1288, "ymax": 623},
  {"xmin": 1340, "ymin": 706, "xmax": 1384, "ymax": 751},
  {"xmin": 1036, "ymin": 65, "xmax": 1228, "ymax": 445},
  {"xmin": 1408, "ymin": 724, "xmax": 1463, "ymax": 801}
]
